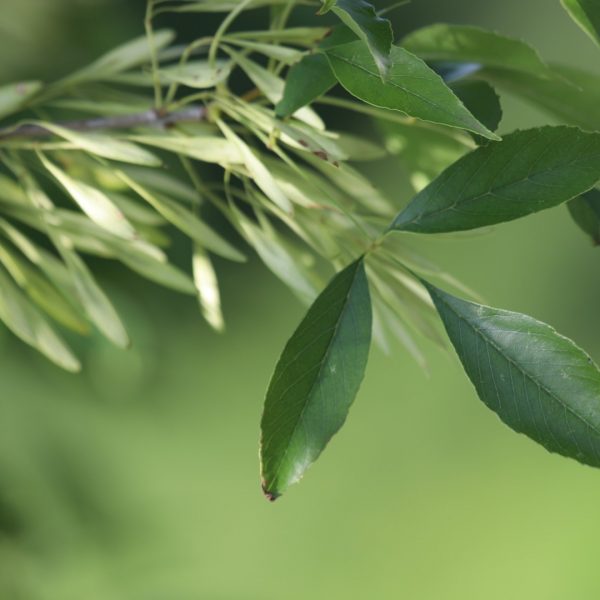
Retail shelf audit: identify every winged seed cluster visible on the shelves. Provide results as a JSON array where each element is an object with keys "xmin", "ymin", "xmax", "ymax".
[{"xmin": 1, "ymin": 0, "xmax": 600, "ymax": 499}]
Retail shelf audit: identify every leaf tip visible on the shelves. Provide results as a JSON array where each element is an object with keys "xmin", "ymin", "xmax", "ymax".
[{"xmin": 261, "ymin": 481, "xmax": 281, "ymax": 502}]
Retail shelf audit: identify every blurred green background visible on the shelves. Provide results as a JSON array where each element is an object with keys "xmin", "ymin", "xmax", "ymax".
[{"xmin": 1, "ymin": 1, "xmax": 600, "ymax": 598}]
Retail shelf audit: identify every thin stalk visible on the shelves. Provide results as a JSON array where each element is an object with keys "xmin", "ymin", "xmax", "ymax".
[
  {"xmin": 208, "ymin": 0, "xmax": 255, "ymax": 69},
  {"xmin": 145, "ymin": 0, "xmax": 163, "ymax": 109}
]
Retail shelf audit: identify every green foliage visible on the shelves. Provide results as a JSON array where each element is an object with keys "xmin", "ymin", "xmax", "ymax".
[{"xmin": 1, "ymin": 0, "xmax": 600, "ymax": 501}]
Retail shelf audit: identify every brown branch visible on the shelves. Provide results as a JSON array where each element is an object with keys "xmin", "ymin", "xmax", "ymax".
[{"xmin": 0, "ymin": 105, "xmax": 207, "ymax": 141}]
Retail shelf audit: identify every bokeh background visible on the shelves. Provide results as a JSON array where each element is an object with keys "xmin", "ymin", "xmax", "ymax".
[{"xmin": 1, "ymin": 1, "xmax": 600, "ymax": 598}]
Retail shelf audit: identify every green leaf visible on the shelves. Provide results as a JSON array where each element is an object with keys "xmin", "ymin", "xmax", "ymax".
[
  {"xmin": 568, "ymin": 189, "xmax": 600, "ymax": 245},
  {"xmin": 393, "ymin": 126, "xmax": 600, "ymax": 233},
  {"xmin": 66, "ymin": 30, "xmax": 175, "ymax": 83},
  {"xmin": 233, "ymin": 205, "xmax": 320, "ymax": 303},
  {"xmin": 159, "ymin": 60, "xmax": 232, "ymax": 88},
  {"xmin": 192, "ymin": 245, "xmax": 225, "ymax": 332},
  {"xmin": 166, "ymin": 0, "xmax": 298, "ymax": 12},
  {"xmin": 36, "ymin": 122, "xmax": 161, "ymax": 166},
  {"xmin": 276, "ymin": 54, "xmax": 336, "ymax": 118},
  {"xmin": 224, "ymin": 40, "xmax": 303, "ymax": 64},
  {"xmin": 480, "ymin": 64, "xmax": 600, "ymax": 132},
  {"xmin": 401, "ymin": 24, "xmax": 555, "ymax": 79},
  {"xmin": 450, "ymin": 80, "xmax": 502, "ymax": 136},
  {"xmin": 39, "ymin": 154, "xmax": 137, "ymax": 239},
  {"xmin": 0, "ymin": 81, "xmax": 42, "ymax": 121},
  {"xmin": 216, "ymin": 119, "xmax": 293, "ymax": 213},
  {"xmin": 324, "ymin": 41, "xmax": 499, "ymax": 140},
  {"xmin": 130, "ymin": 134, "xmax": 243, "ymax": 166},
  {"xmin": 117, "ymin": 170, "xmax": 247, "ymax": 262},
  {"xmin": 227, "ymin": 27, "xmax": 331, "ymax": 45},
  {"xmin": 0, "ymin": 266, "xmax": 81, "ymax": 372},
  {"xmin": 424, "ymin": 280, "xmax": 600, "ymax": 468},
  {"xmin": 260, "ymin": 257, "xmax": 372, "ymax": 500},
  {"xmin": 0, "ymin": 239, "xmax": 89, "ymax": 335},
  {"xmin": 562, "ymin": 0, "xmax": 600, "ymax": 46},
  {"xmin": 325, "ymin": 0, "xmax": 394, "ymax": 76},
  {"xmin": 120, "ymin": 253, "xmax": 196, "ymax": 295},
  {"xmin": 59, "ymin": 247, "xmax": 130, "ymax": 348}
]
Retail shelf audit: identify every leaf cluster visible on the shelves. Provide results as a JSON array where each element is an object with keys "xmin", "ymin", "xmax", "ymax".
[{"xmin": 0, "ymin": 0, "xmax": 600, "ymax": 500}]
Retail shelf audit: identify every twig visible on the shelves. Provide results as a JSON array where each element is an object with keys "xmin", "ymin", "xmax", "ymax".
[{"xmin": 0, "ymin": 105, "xmax": 207, "ymax": 141}]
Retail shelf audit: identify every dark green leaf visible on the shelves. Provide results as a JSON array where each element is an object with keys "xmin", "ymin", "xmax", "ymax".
[
  {"xmin": 324, "ymin": 41, "xmax": 499, "ymax": 139},
  {"xmin": 402, "ymin": 24, "xmax": 555, "ymax": 79},
  {"xmin": 450, "ymin": 80, "xmax": 502, "ymax": 136},
  {"xmin": 393, "ymin": 126, "xmax": 600, "ymax": 233},
  {"xmin": 260, "ymin": 258, "xmax": 372, "ymax": 500},
  {"xmin": 568, "ymin": 189, "xmax": 600, "ymax": 245},
  {"xmin": 425, "ymin": 280, "xmax": 600, "ymax": 468},
  {"xmin": 276, "ymin": 54, "xmax": 336, "ymax": 118},
  {"xmin": 562, "ymin": 0, "xmax": 600, "ymax": 46},
  {"xmin": 322, "ymin": 0, "xmax": 393, "ymax": 75}
]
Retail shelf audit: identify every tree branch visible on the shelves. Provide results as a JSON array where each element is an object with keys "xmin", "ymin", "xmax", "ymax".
[{"xmin": 0, "ymin": 105, "xmax": 207, "ymax": 141}]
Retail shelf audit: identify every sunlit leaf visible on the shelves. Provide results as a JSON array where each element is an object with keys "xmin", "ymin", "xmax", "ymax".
[
  {"xmin": 130, "ymin": 134, "xmax": 243, "ymax": 165},
  {"xmin": 192, "ymin": 245, "xmax": 225, "ymax": 332},
  {"xmin": 39, "ymin": 153, "xmax": 137, "ymax": 239},
  {"xmin": 118, "ymin": 170, "xmax": 247, "ymax": 262},
  {"xmin": 217, "ymin": 119, "xmax": 293, "ymax": 213},
  {"xmin": 36, "ymin": 122, "xmax": 161, "ymax": 166}
]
